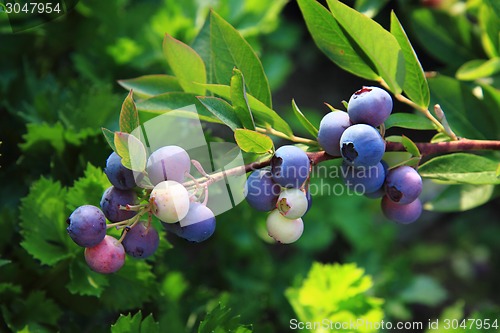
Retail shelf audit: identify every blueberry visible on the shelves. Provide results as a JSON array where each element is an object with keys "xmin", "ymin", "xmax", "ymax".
[
  {"xmin": 276, "ymin": 188, "xmax": 308, "ymax": 219},
  {"xmin": 150, "ymin": 180, "xmax": 190, "ymax": 223},
  {"xmin": 364, "ymin": 160, "xmax": 389, "ymax": 199},
  {"xmin": 381, "ymin": 196, "xmax": 422, "ymax": 224},
  {"xmin": 342, "ymin": 161, "xmax": 386, "ymax": 194},
  {"xmin": 244, "ymin": 167, "xmax": 281, "ymax": 212},
  {"xmin": 348, "ymin": 86, "xmax": 393, "ymax": 127},
  {"xmin": 271, "ymin": 145, "xmax": 310, "ymax": 188},
  {"xmin": 84, "ymin": 235, "xmax": 126, "ymax": 274},
  {"xmin": 175, "ymin": 203, "xmax": 216, "ymax": 242},
  {"xmin": 266, "ymin": 209, "xmax": 303, "ymax": 244},
  {"xmin": 340, "ymin": 124, "xmax": 385, "ymax": 167},
  {"xmin": 317, "ymin": 111, "xmax": 351, "ymax": 156},
  {"xmin": 121, "ymin": 222, "xmax": 159, "ymax": 258},
  {"xmin": 146, "ymin": 145, "xmax": 191, "ymax": 185},
  {"xmin": 104, "ymin": 152, "xmax": 136, "ymax": 190},
  {"xmin": 67, "ymin": 205, "xmax": 107, "ymax": 247},
  {"xmin": 100, "ymin": 186, "xmax": 138, "ymax": 222},
  {"xmin": 385, "ymin": 166, "xmax": 423, "ymax": 204}
]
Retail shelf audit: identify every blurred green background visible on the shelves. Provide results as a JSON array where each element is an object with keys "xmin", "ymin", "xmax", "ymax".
[{"xmin": 1, "ymin": 0, "xmax": 499, "ymax": 332}]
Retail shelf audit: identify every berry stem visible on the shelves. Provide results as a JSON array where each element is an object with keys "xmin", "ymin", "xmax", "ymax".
[{"xmin": 255, "ymin": 126, "xmax": 318, "ymax": 145}]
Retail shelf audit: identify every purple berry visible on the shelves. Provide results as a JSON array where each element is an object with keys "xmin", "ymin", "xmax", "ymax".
[
  {"xmin": 381, "ymin": 196, "xmax": 422, "ymax": 224},
  {"xmin": 340, "ymin": 124, "xmax": 385, "ymax": 167},
  {"xmin": 317, "ymin": 111, "xmax": 351, "ymax": 156},
  {"xmin": 175, "ymin": 203, "xmax": 216, "ymax": 242},
  {"xmin": 364, "ymin": 160, "xmax": 389, "ymax": 199},
  {"xmin": 84, "ymin": 235, "xmax": 125, "ymax": 274},
  {"xmin": 348, "ymin": 86, "xmax": 393, "ymax": 127},
  {"xmin": 244, "ymin": 167, "xmax": 281, "ymax": 212},
  {"xmin": 122, "ymin": 222, "xmax": 159, "ymax": 258},
  {"xmin": 100, "ymin": 186, "xmax": 138, "ymax": 222},
  {"xmin": 146, "ymin": 145, "xmax": 191, "ymax": 185},
  {"xmin": 342, "ymin": 162, "xmax": 386, "ymax": 194},
  {"xmin": 271, "ymin": 145, "xmax": 310, "ymax": 188},
  {"xmin": 385, "ymin": 166, "xmax": 423, "ymax": 204},
  {"xmin": 104, "ymin": 152, "xmax": 136, "ymax": 190},
  {"xmin": 67, "ymin": 205, "xmax": 107, "ymax": 248}
]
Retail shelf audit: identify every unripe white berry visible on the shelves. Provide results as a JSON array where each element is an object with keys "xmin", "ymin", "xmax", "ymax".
[
  {"xmin": 266, "ymin": 209, "xmax": 304, "ymax": 244},
  {"xmin": 276, "ymin": 188, "xmax": 308, "ymax": 219},
  {"xmin": 150, "ymin": 180, "xmax": 190, "ymax": 223}
]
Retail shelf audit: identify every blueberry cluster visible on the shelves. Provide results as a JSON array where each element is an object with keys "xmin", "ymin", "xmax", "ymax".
[
  {"xmin": 67, "ymin": 146, "xmax": 217, "ymax": 274},
  {"xmin": 318, "ymin": 86, "xmax": 423, "ymax": 224},
  {"xmin": 245, "ymin": 145, "xmax": 311, "ymax": 244}
]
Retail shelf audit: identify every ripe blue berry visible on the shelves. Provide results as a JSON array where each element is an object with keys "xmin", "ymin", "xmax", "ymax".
[
  {"xmin": 364, "ymin": 160, "xmax": 389, "ymax": 199},
  {"xmin": 266, "ymin": 209, "xmax": 303, "ymax": 244},
  {"xmin": 122, "ymin": 222, "xmax": 159, "ymax": 258},
  {"xmin": 340, "ymin": 124, "xmax": 385, "ymax": 167},
  {"xmin": 100, "ymin": 186, "xmax": 138, "ymax": 222},
  {"xmin": 381, "ymin": 196, "xmax": 422, "ymax": 224},
  {"xmin": 348, "ymin": 86, "xmax": 393, "ymax": 127},
  {"xmin": 67, "ymin": 205, "xmax": 107, "ymax": 247},
  {"xmin": 146, "ymin": 145, "xmax": 191, "ymax": 185},
  {"xmin": 244, "ymin": 167, "xmax": 281, "ymax": 212},
  {"xmin": 271, "ymin": 145, "xmax": 310, "ymax": 188},
  {"xmin": 317, "ymin": 111, "xmax": 351, "ymax": 156},
  {"xmin": 385, "ymin": 166, "xmax": 423, "ymax": 204},
  {"xmin": 104, "ymin": 152, "xmax": 136, "ymax": 190},
  {"xmin": 342, "ymin": 162, "xmax": 386, "ymax": 194},
  {"xmin": 177, "ymin": 203, "xmax": 216, "ymax": 242},
  {"xmin": 84, "ymin": 235, "xmax": 126, "ymax": 274},
  {"xmin": 277, "ymin": 188, "xmax": 308, "ymax": 219}
]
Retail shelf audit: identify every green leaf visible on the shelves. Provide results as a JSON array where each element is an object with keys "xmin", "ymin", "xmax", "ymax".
[
  {"xmin": 297, "ymin": 0, "xmax": 379, "ymax": 81},
  {"xmin": 230, "ymin": 68, "xmax": 255, "ymax": 130},
  {"xmin": 66, "ymin": 163, "xmax": 111, "ymax": 211},
  {"xmin": 456, "ymin": 58, "xmax": 500, "ymax": 81},
  {"xmin": 197, "ymin": 96, "xmax": 242, "ymax": 131},
  {"xmin": 201, "ymin": 83, "xmax": 293, "ymax": 136},
  {"xmin": 400, "ymin": 275, "xmax": 447, "ymax": 306},
  {"xmin": 163, "ymin": 34, "xmax": 206, "ymax": 95},
  {"xmin": 383, "ymin": 151, "xmax": 418, "ymax": 169},
  {"xmin": 234, "ymin": 129, "xmax": 273, "ymax": 153},
  {"xmin": 384, "ymin": 113, "xmax": 435, "ymax": 130},
  {"xmin": 118, "ymin": 75, "xmax": 182, "ymax": 99},
  {"xmin": 0, "ymin": 259, "xmax": 11, "ymax": 267},
  {"xmin": 66, "ymin": 259, "xmax": 109, "ymax": 297},
  {"xmin": 111, "ymin": 311, "xmax": 160, "ymax": 333},
  {"xmin": 136, "ymin": 92, "xmax": 222, "ymax": 124},
  {"xmin": 198, "ymin": 303, "xmax": 252, "ymax": 333},
  {"xmin": 292, "ymin": 99, "xmax": 319, "ymax": 138},
  {"xmin": 327, "ymin": 0, "xmax": 405, "ymax": 94},
  {"xmin": 285, "ymin": 262, "xmax": 383, "ymax": 330},
  {"xmin": 390, "ymin": 12, "xmax": 430, "ymax": 108},
  {"xmin": 5, "ymin": 291, "xmax": 62, "ymax": 330},
  {"xmin": 479, "ymin": 3, "xmax": 500, "ymax": 58},
  {"xmin": 102, "ymin": 127, "xmax": 117, "ymax": 152},
  {"xmin": 354, "ymin": 0, "xmax": 389, "ymax": 18},
  {"xmin": 114, "ymin": 132, "xmax": 147, "ymax": 172},
  {"xmin": 419, "ymin": 153, "xmax": 500, "ymax": 185},
  {"xmin": 119, "ymin": 90, "xmax": 140, "ymax": 134},
  {"xmin": 20, "ymin": 178, "xmax": 73, "ymax": 266},
  {"xmin": 401, "ymin": 136, "xmax": 421, "ymax": 157},
  {"xmin": 210, "ymin": 10, "xmax": 272, "ymax": 108},
  {"xmin": 424, "ymin": 184, "xmax": 496, "ymax": 212}
]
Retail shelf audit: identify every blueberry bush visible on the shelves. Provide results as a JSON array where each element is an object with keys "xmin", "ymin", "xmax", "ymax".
[{"xmin": 1, "ymin": 0, "xmax": 500, "ymax": 332}]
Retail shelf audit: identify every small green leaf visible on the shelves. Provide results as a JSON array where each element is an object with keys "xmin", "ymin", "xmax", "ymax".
[
  {"xmin": 400, "ymin": 275, "xmax": 447, "ymax": 306},
  {"xmin": 424, "ymin": 184, "xmax": 497, "ymax": 212},
  {"xmin": 456, "ymin": 58, "xmax": 500, "ymax": 81},
  {"xmin": 198, "ymin": 303, "xmax": 253, "ymax": 333},
  {"xmin": 419, "ymin": 153, "xmax": 500, "ymax": 185},
  {"xmin": 102, "ymin": 127, "xmax": 117, "ymax": 152},
  {"xmin": 197, "ymin": 96, "xmax": 242, "ymax": 131},
  {"xmin": 292, "ymin": 99, "xmax": 319, "ymax": 138},
  {"xmin": 163, "ymin": 34, "xmax": 206, "ymax": 95},
  {"xmin": 390, "ymin": 12, "xmax": 430, "ymax": 108},
  {"xmin": 119, "ymin": 90, "xmax": 140, "ymax": 134},
  {"xmin": 114, "ymin": 132, "xmax": 147, "ymax": 172},
  {"xmin": 401, "ymin": 136, "xmax": 421, "ymax": 157},
  {"xmin": 118, "ymin": 75, "xmax": 182, "ymax": 98},
  {"xmin": 479, "ymin": 3, "xmax": 500, "ymax": 58},
  {"xmin": 66, "ymin": 164, "xmax": 111, "ymax": 211},
  {"xmin": 230, "ymin": 68, "xmax": 255, "ymax": 130},
  {"xmin": 297, "ymin": 0, "xmax": 379, "ymax": 81},
  {"xmin": 111, "ymin": 311, "xmax": 160, "ymax": 333},
  {"xmin": 201, "ymin": 83, "xmax": 293, "ymax": 136},
  {"xmin": 210, "ymin": 10, "xmax": 272, "ymax": 108},
  {"xmin": 327, "ymin": 0, "xmax": 405, "ymax": 94},
  {"xmin": 234, "ymin": 129, "xmax": 273, "ymax": 153},
  {"xmin": 354, "ymin": 0, "xmax": 389, "ymax": 18},
  {"xmin": 384, "ymin": 113, "xmax": 436, "ymax": 130}
]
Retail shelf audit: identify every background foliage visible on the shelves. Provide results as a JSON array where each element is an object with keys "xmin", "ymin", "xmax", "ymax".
[{"xmin": 1, "ymin": 0, "xmax": 499, "ymax": 332}]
